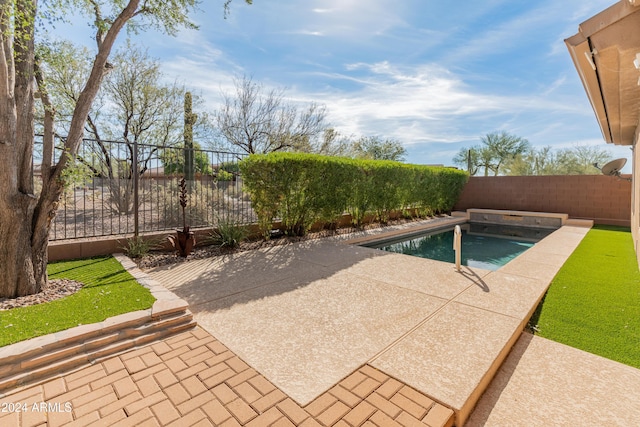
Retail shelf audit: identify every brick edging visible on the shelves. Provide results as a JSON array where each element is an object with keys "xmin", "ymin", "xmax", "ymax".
[{"xmin": 0, "ymin": 254, "xmax": 195, "ymax": 396}]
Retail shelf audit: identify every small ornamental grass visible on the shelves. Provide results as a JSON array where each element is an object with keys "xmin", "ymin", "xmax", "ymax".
[
  {"xmin": 530, "ymin": 225, "xmax": 640, "ymax": 369},
  {"xmin": 121, "ymin": 235, "xmax": 157, "ymax": 258},
  {"xmin": 0, "ymin": 256, "xmax": 155, "ymax": 347},
  {"xmin": 210, "ymin": 216, "xmax": 249, "ymax": 249}
]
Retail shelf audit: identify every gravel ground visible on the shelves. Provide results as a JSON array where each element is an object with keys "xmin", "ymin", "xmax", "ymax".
[
  {"xmin": 0, "ymin": 279, "xmax": 84, "ymax": 311},
  {"xmin": 135, "ymin": 229, "xmax": 345, "ymax": 270},
  {"xmin": 133, "ymin": 217, "xmax": 425, "ymax": 270}
]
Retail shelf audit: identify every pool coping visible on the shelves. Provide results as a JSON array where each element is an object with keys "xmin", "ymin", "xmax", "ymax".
[
  {"xmin": 315, "ymin": 211, "xmax": 595, "ymax": 425},
  {"xmin": 342, "ymin": 210, "xmax": 593, "ymax": 248},
  {"xmin": 342, "ymin": 217, "xmax": 468, "ymax": 246},
  {"xmin": 356, "ymin": 218, "xmax": 593, "ymax": 425}
]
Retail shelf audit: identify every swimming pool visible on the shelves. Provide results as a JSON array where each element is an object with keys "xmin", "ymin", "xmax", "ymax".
[{"xmin": 363, "ymin": 222, "xmax": 556, "ymax": 271}]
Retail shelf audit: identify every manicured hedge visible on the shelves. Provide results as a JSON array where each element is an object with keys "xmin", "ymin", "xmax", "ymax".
[{"xmin": 240, "ymin": 152, "xmax": 468, "ymax": 236}]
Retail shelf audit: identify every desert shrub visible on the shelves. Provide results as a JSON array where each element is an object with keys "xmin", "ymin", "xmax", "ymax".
[
  {"xmin": 106, "ymin": 177, "xmax": 154, "ymax": 215},
  {"xmin": 240, "ymin": 153, "xmax": 353, "ymax": 237},
  {"xmin": 160, "ymin": 143, "xmax": 213, "ymax": 176},
  {"xmin": 156, "ymin": 179, "xmax": 221, "ymax": 228},
  {"xmin": 220, "ymin": 162, "xmax": 241, "ymax": 176},
  {"xmin": 216, "ymin": 170, "xmax": 233, "ymax": 181},
  {"xmin": 107, "ymin": 179, "xmax": 135, "ymax": 214},
  {"xmin": 223, "ymin": 181, "xmax": 250, "ymax": 201}
]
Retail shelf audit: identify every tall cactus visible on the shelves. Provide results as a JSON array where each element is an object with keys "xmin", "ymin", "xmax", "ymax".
[{"xmin": 183, "ymin": 92, "xmax": 197, "ymax": 182}]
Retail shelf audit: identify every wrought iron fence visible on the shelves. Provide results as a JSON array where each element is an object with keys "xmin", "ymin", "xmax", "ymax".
[{"xmin": 34, "ymin": 136, "xmax": 254, "ymax": 241}]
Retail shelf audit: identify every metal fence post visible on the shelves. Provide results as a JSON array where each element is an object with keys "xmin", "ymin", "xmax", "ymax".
[{"xmin": 133, "ymin": 139, "xmax": 139, "ymax": 237}]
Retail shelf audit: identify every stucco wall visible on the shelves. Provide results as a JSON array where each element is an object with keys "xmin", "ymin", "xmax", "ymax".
[
  {"xmin": 454, "ymin": 175, "xmax": 631, "ymax": 227},
  {"xmin": 631, "ymin": 145, "xmax": 639, "ymax": 266}
]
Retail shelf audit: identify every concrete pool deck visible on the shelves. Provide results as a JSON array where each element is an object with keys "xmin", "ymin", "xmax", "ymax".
[{"xmin": 144, "ymin": 217, "xmax": 639, "ymax": 425}]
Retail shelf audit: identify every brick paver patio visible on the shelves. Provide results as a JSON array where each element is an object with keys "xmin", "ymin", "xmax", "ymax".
[{"xmin": 0, "ymin": 327, "xmax": 453, "ymax": 427}]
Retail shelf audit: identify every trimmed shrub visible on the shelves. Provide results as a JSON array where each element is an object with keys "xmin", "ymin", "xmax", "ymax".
[
  {"xmin": 240, "ymin": 153, "xmax": 353, "ymax": 236},
  {"xmin": 240, "ymin": 152, "xmax": 468, "ymax": 237}
]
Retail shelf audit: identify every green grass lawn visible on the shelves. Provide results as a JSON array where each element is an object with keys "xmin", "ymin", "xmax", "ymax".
[
  {"xmin": 0, "ymin": 256, "xmax": 155, "ymax": 347},
  {"xmin": 530, "ymin": 225, "xmax": 640, "ymax": 369}
]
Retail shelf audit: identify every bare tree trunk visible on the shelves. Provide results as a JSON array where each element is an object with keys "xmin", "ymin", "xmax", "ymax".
[
  {"xmin": 0, "ymin": 0, "xmax": 204, "ymax": 298},
  {"xmin": 0, "ymin": 195, "xmax": 37, "ymax": 297},
  {"xmin": 0, "ymin": 0, "xmax": 140, "ymax": 298},
  {"xmin": 0, "ymin": 0, "xmax": 39, "ymax": 297}
]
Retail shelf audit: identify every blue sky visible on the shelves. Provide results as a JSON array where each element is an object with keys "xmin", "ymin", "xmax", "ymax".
[{"xmin": 56, "ymin": 0, "xmax": 633, "ymax": 171}]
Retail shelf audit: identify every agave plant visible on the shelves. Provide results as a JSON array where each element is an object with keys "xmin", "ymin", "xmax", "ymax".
[{"xmin": 167, "ymin": 177, "xmax": 195, "ymax": 257}]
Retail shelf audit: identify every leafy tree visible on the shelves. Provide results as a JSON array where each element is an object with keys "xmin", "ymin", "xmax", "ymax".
[
  {"xmin": 216, "ymin": 75, "xmax": 328, "ymax": 154},
  {"xmin": 350, "ymin": 136, "xmax": 407, "ymax": 161},
  {"xmin": 482, "ymin": 131, "xmax": 530, "ymax": 175},
  {"xmin": 0, "ymin": 0, "xmax": 249, "ymax": 298},
  {"xmin": 313, "ymin": 128, "xmax": 354, "ymax": 157},
  {"xmin": 502, "ymin": 146, "xmax": 555, "ymax": 176},
  {"xmin": 40, "ymin": 42, "xmax": 215, "ymax": 178},
  {"xmin": 160, "ymin": 142, "xmax": 212, "ymax": 176},
  {"xmin": 292, "ymin": 128, "xmax": 364, "ymax": 157},
  {"xmin": 293, "ymin": 130, "xmax": 407, "ymax": 161},
  {"xmin": 453, "ymin": 131, "xmax": 530, "ymax": 175},
  {"xmin": 503, "ymin": 145, "xmax": 612, "ymax": 175},
  {"xmin": 455, "ymin": 145, "xmax": 496, "ymax": 176},
  {"xmin": 556, "ymin": 145, "xmax": 612, "ymax": 174},
  {"xmin": 35, "ymin": 41, "xmax": 97, "ymax": 137},
  {"xmin": 39, "ymin": 41, "xmax": 215, "ymax": 214}
]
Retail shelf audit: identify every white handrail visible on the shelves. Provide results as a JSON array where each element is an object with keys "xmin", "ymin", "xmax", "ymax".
[{"xmin": 453, "ymin": 225, "xmax": 462, "ymax": 272}]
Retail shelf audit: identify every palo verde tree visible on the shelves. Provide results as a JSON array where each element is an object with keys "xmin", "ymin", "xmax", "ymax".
[
  {"xmin": 453, "ymin": 131, "xmax": 530, "ymax": 176},
  {"xmin": 350, "ymin": 136, "xmax": 407, "ymax": 161},
  {"xmin": 0, "ymin": 0, "xmax": 250, "ymax": 298},
  {"xmin": 502, "ymin": 145, "xmax": 612, "ymax": 175}
]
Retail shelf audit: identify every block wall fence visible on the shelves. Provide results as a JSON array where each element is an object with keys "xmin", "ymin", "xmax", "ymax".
[{"xmin": 453, "ymin": 175, "xmax": 632, "ymax": 227}]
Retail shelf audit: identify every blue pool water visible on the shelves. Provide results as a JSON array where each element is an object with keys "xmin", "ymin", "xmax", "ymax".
[{"xmin": 364, "ymin": 223, "xmax": 554, "ymax": 271}]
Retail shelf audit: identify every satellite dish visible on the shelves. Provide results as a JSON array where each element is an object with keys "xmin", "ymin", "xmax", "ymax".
[{"xmin": 600, "ymin": 158, "xmax": 627, "ymax": 177}]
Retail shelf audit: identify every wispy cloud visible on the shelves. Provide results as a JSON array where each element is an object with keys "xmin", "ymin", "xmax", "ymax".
[
  {"xmin": 296, "ymin": 61, "xmax": 584, "ymax": 148},
  {"xmin": 295, "ymin": 0, "xmax": 407, "ymax": 39},
  {"xmin": 289, "ymin": 30, "xmax": 325, "ymax": 37},
  {"xmin": 441, "ymin": 9, "xmax": 550, "ymax": 65}
]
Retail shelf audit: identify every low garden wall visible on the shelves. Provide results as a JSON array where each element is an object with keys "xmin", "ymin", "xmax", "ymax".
[{"xmin": 454, "ymin": 175, "xmax": 631, "ymax": 226}]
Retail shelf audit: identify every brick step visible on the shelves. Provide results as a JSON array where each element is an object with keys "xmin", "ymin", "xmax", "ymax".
[
  {"xmin": 0, "ymin": 307, "xmax": 195, "ymax": 395},
  {"xmin": 0, "ymin": 297, "xmax": 190, "ymax": 365}
]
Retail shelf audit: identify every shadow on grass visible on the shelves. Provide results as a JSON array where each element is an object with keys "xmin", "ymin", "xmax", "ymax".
[
  {"xmin": 0, "ymin": 255, "xmax": 154, "ymax": 348},
  {"xmin": 48, "ymin": 257, "xmax": 107, "ymax": 275},
  {"xmin": 593, "ymin": 224, "xmax": 631, "ymax": 232},
  {"xmin": 525, "ymin": 291, "xmax": 547, "ymax": 333}
]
